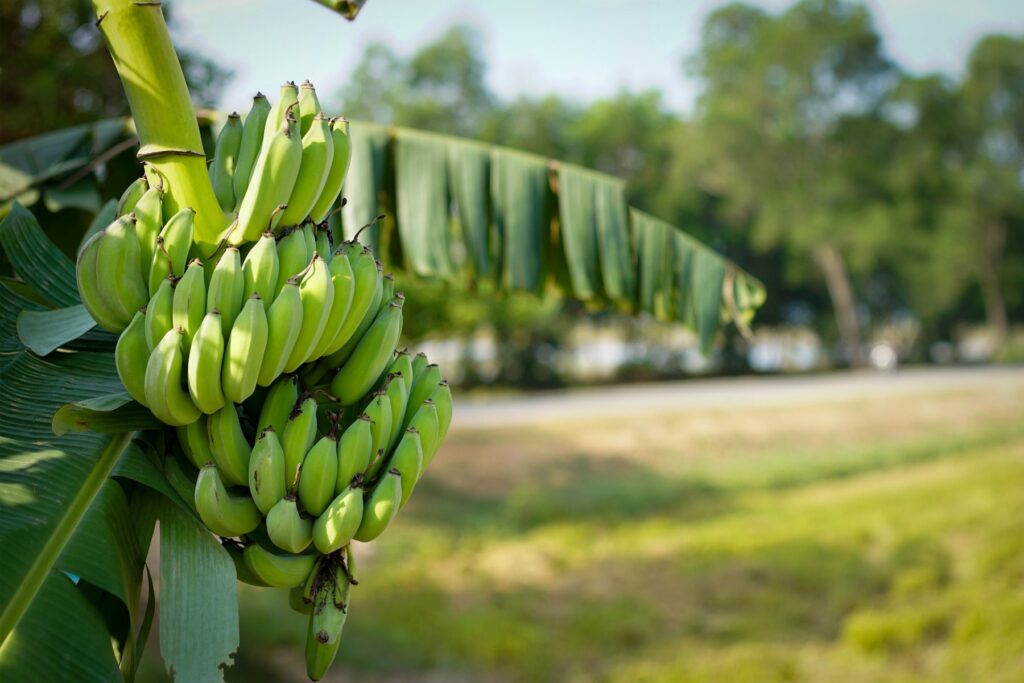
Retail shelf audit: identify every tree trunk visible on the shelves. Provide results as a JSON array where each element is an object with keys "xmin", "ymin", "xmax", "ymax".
[
  {"xmin": 978, "ymin": 219, "xmax": 1009, "ymax": 344},
  {"xmin": 813, "ymin": 244, "xmax": 865, "ymax": 368}
]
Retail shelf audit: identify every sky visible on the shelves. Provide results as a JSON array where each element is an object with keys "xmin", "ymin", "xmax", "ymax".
[{"xmin": 170, "ymin": 0, "xmax": 1024, "ymax": 114}]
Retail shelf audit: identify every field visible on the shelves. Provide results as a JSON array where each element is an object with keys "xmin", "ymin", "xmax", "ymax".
[{"xmin": 148, "ymin": 369, "xmax": 1024, "ymax": 682}]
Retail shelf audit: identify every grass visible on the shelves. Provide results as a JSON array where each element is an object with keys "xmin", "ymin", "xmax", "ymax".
[{"xmin": 210, "ymin": 378, "xmax": 1024, "ymax": 682}]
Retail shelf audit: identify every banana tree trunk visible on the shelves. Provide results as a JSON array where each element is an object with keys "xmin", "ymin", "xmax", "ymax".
[
  {"xmin": 813, "ymin": 244, "xmax": 865, "ymax": 368},
  {"xmin": 92, "ymin": 0, "xmax": 226, "ymax": 254}
]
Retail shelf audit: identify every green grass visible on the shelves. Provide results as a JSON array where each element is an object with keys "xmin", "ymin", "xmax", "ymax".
[{"xmin": 218, "ymin": 386, "xmax": 1024, "ymax": 682}]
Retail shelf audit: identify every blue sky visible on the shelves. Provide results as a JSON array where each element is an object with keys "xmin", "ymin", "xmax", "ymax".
[{"xmin": 172, "ymin": 0, "xmax": 1024, "ymax": 114}]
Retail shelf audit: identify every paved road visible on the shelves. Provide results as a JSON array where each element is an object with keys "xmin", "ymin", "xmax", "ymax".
[{"xmin": 451, "ymin": 365, "xmax": 1023, "ymax": 429}]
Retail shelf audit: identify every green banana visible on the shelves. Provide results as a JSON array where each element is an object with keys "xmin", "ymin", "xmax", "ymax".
[
  {"xmin": 206, "ymin": 246, "xmax": 245, "ymax": 335},
  {"xmin": 282, "ymin": 396, "xmax": 319, "ymax": 489},
  {"xmin": 171, "ymin": 258, "xmax": 206, "ymax": 351},
  {"xmin": 279, "ymin": 114, "xmax": 334, "ymax": 228},
  {"xmin": 388, "ymin": 428, "xmax": 423, "ymax": 507},
  {"xmin": 266, "ymin": 495, "xmax": 312, "ymax": 553},
  {"xmin": 194, "ymin": 464, "xmax": 261, "ymax": 537},
  {"xmin": 377, "ymin": 274, "xmax": 395, "ymax": 316},
  {"xmin": 275, "ymin": 227, "xmax": 310, "ymax": 296},
  {"xmin": 308, "ymin": 118, "xmax": 351, "ymax": 224},
  {"xmin": 115, "ymin": 309, "xmax": 149, "ymax": 406},
  {"xmin": 222, "ymin": 294, "xmax": 269, "ymax": 404},
  {"xmin": 312, "ymin": 483, "xmax": 363, "ymax": 554},
  {"xmin": 257, "ymin": 374, "xmax": 299, "ymax": 436},
  {"xmin": 329, "ymin": 298, "xmax": 404, "ymax": 405},
  {"xmin": 322, "ymin": 248, "xmax": 383, "ymax": 362},
  {"xmin": 116, "ymin": 176, "xmax": 148, "ymax": 217},
  {"xmin": 186, "ymin": 309, "xmax": 226, "ymax": 414},
  {"xmin": 233, "ymin": 92, "xmax": 272, "ymax": 202},
  {"xmin": 148, "ymin": 208, "xmax": 194, "ymax": 296},
  {"xmin": 301, "ymin": 223, "xmax": 317, "ymax": 263},
  {"xmin": 132, "ymin": 184, "xmax": 163, "ymax": 281},
  {"xmin": 144, "ymin": 327, "xmax": 201, "ymax": 426},
  {"xmin": 262, "ymin": 81, "xmax": 299, "ymax": 150},
  {"xmin": 302, "ymin": 555, "xmax": 325, "ymax": 604},
  {"xmin": 164, "ymin": 455, "xmax": 199, "ymax": 515},
  {"xmin": 387, "ymin": 350, "xmax": 414, "ymax": 396},
  {"xmin": 283, "ymin": 254, "xmax": 334, "ymax": 372},
  {"xmin": 208, "ymin": 404, "xmax": 252, "ymax": 486},
  {"xmin": 210, "ymin": 112, "xmax": 243, "ymax": 211},
  {"xmin": 335, "ymin": 415, "xmax": 372, "ymax": 493},
  {"xmin": 315, "ymin": 226, "xmax": 332, "ymax": 263},
  {"xmin": 225, "ymin": 541, "xmax": 269, "ymax": 587},
  {"xmin": 408, "ymin": 399, "xmax": 440, "ymax": 468},
  {"xmin": 411, "ymin": 351, "xmax": 429, "ymax": 379},
  {"xmin": 144, "ymin": 276, "xmax": 175, "ymax": 351},
  {"xmin": 290, "ymin": 585, "xmax": 313, "ymax": 615},
  {"xmin": 353, "ymin": 467, "xmax": 402, "ymax": 542},
  {"xmin": 96, "ymin": 215, "xmax": 148, "ymax": 322},
  {"xmin": 306, "ymin": 253, "xmax": 354, "ymax": 361},
  {"xmin": 298, "ymin": 432, "xmax": 340, "ymax": 517},
  {"xmin": 257, "ymin": 278, "xmax": 303, "ymax": 386},
  {"xmin": 244, "ymin": 543, "xmax": 316, "ymax": 588},
  {"xmin": 177, "ymin": 415, "xmax": 215, "ymax": 470},
  {"xmin": 305, "ymin": 561, "xmax": 351, "ymax": 681},
  {"xmin": 364, "ymin": 392, "xmax": 392, "ymax": 475},
  {"xmin": 242, "ymin": 231, "xmax": 280, "ymax": 310},
  {"xmin": 248, "ymin": 427, "xmax": 287, "ymax": 514},
  {"xmin": 404, "ymin": 363, "xmax": 441, "ymax": 429},
  {"xmin": 431, "ymin": 380, "xmax": 453, "ymax": 442},
  {"xmin": 382, "ymin": 373, "xmax": 409, "ymax": 452},
  {"xmin": 297, "ymin": 80, "xmax": 321, "ymax": 136},
  {"xmin": 76, "ymin": 230, "xmax": 128, "ymax": 332},
  {"xmin": 234, "ymin": 107, "xmax": 302, "ymax": 244}
]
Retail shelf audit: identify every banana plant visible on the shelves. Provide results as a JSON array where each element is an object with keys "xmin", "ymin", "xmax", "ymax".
[{"xmin": 0, "ymin": 0, "xmax": 764, "ymax": 681}]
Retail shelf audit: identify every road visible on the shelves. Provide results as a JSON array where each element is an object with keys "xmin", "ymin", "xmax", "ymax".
[{"xmin": 451, "ymin": 365, "xmax": 1024, "ymax": 429}]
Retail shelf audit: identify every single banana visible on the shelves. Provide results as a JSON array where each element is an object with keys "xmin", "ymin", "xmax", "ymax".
[
  {"xmin": 279, "ymin": 114, "xmax": 334, "ymax": 228},
  {"xmin": 248, "ymin": 427, "xmax": 287, "ymax": 514},
  {"xmin": 363, "ymin": 392, "xmax": 393, "ymax": 476},
  {"xmin": 256, "ymin": 374, "xmax": 299, "ymax": 436},
  {"xmin": 387, "ymin": 349, "xmax": 415, "ymax": 396},
  {"xmin": 411, "ymin": 351, "xmax": 429, "ymax": 379},
  {"xmin": 312, "ymin": 483, "xmax": 363, "ymax": 554},
  {"xmin": 308, "ymin": 118, "xmax": 351, "ymax": 224},
  {"xmin": 222, "ymin": 294, "xmax": 269, "ymax": 404},
  {"xmin": 262, "ymin": 81, "xmax": 299, "ymax": 150},
  {"xmin": 431, "ymin": 380, "xmax": 453, "ymax": 442},
  {"xmin": 115, "ymin": 309, "xmax": 149, "ymax": 406},
  {"xmin": 305, "ymin": 561, "xmax": 351, "ymax": 681},
  {"xmin": 290, "ymin": 585, "xmax": 313, "ymax": 615},
  {"xmin": 96, "ymin": 215, "xmax": 148, "ymax": 322},
  {"xmin": 301, "ymin": 223, "xmax": 317, "ymax": 263},
  {"xmin": 208, "ymin": 404, "xmax": 252, "ymax": 486},
  {"xmin": 148, "ymin": 208, "xmax": 194, "ymax": 296},
  {"xmin": 315, "ymin": 226, "xmax": 333, "ymax": 264},
  {"xmin": 144, "ymin": 327, "xmax": 201, "ymax": 427},
  {"xmin": 132, "ymin": 184, "xmax": 163, "ymax": 281},
  {"xmin": 206, "ymin": 246, "xmax": 245, "ymax": 335},
  {"xmin": 408, "ymin": 399, "xmax": 441, "ymax": 468},
  {"xmin": 244, "ymin": 543, "xmax": 316, "ymax": 588},
  {"xmin": 186, "ymin": 309, "xmax": 226, "ymax": 414},
  {"xmin": 329, "ymin": 298, "xmax": 404, "ymax": 405},
  {"xmin": 234, "ymin": 107, "xmax": 303, "ymax": 244},
  {"xmin": 306, "ymin": 252, "xmax": 354, "ymax": 361},
  {"xmin": 76, "ymin": 230, "xmax": 128, "ymax": 332},
  {"xmin": 377, "ymin": 274, "xmax": 395, "ymax": 316},
  {"xmin": 144, "ymin": 276, "xmax": 175, "ymax": 351},
  {"xmin": 282, "ymin": 396, "xmax": 319, "ymax": 489},
  {"xmin": 266, "ymin": 495, "xmax": 312, "ymax": 553},
  {"xmin": 210, "ymin": 112, "xmax": 243, "ymax": 211},
  {"xmin": 242, "ymin": 231, "xmax": 280, "ymax": 309},
  {"xmin": 274, "ymin": 227, "xmax": 310, "ymax": 297},
  {"xmin": 404, "ymin": 363, "xmax": 441, "ymax": 430},
  {"xmin": 321, "ymin": 247, "xmax": 383, "ymax": 361},
  {"xmin": 194, "ymin": 464, "xmax": 261, "ymax": 537},
  {"xmin": 257, "ymin": 278, "xmax": 303, "ymax": 386},
  {"xmin": 388, "ymin": 428, "xmax": 423, "ymax": 507},
  {"xmin": 283, "ymin": 254, "xmax": 334, "ymax": 372},
  {"xmin": 353, "ymin": 467, "xmax": 402, "ymax": 542},
  {"xmin": 233, "ymin": 92, "xmax": 272, "ymax": 202},
  {"xmin": 177, "ymin": 415, "xmax": 215, "ymax": 470},
  {"xmin": 382, "ymin": 373, "xmax": 409, "ymax": 452},
  {"xmin": 297, "ymin": 80, "xmax": 321, "ymax": 136},
  {"xmin": 116, "ymin": 176, "xmax": 148, "ymax": 217},
  {"xmin": 335, "ymin": 415, "xmax": 372, "ymax": 494},
  {"xmin": 298, "ymin": 432, "xmax": 340, "ymax": 517},
  {"xmin": 171, "ymin": 258, "xmax": 206, "ymax": 351},
  {"xmin": 224, "ymin": 541, "xmax": 269, "ymax": 587}
]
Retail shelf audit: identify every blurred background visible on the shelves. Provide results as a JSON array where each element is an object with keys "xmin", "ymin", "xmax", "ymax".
[{"xmin": 5, "ymin": 0, "xmax": 1024, "ymax": 681}]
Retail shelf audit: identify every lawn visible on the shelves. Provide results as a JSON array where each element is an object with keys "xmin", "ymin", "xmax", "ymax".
[{"xmin": 148, "ymin": 374, "xmax": 1024, "ymax": 682}]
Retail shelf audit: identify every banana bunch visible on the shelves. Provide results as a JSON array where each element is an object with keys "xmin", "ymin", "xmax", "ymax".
[{"xmin": 79, "ymin": 81, "xmax": 453, "ymax": 680}]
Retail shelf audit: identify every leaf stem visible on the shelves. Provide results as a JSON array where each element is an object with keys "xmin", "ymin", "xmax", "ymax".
[{"xmin": 0, "ymin": 430, "xmax": 135, "ymax": 647}]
